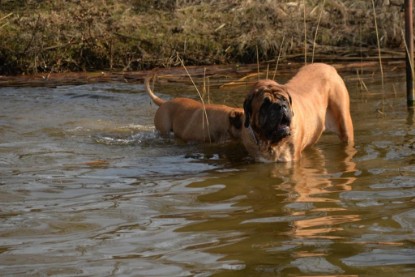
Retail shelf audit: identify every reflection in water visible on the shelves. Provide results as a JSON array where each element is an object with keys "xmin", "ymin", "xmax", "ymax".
[
  {"xmin": 184, "ymin": 143, "xmax": 360, "ymax": 274},
  {"xmin": 281, "ymin": 145, "xmax": 360, "ymax": 240}
]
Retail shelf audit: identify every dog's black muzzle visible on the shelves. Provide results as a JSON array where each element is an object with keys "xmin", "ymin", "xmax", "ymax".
[{"xmin": 258, "ymin": 97, "xmax": 292, "ymax": 143}]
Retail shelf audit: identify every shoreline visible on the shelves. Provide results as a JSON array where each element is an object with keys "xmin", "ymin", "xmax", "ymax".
[{"xmin": 0, "ymin": 59, "xmax": 406, "ymax": 88}]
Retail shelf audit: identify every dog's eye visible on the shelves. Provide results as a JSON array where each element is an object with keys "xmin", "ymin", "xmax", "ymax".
[{"xmin": 279, "ymin": 96, "xmax": 288, "ymax": 102}]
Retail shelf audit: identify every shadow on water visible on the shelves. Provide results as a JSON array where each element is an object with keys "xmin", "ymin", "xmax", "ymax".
[{"xmin": 0, "ymin": 67, "xmax": 415, "ymax": 276}]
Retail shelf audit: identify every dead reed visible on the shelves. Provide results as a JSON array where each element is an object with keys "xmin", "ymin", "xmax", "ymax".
[
  {"xmin": 0, "ymin": 0, "xmax": 406, "ymax": 75},
  {"xmin": 178, "ymin": 55, "xmax": 212, "ymax": 143},
  {"xmin": 311, "ymin": 0, "xmax": 326, "ymax": 63},
  {"xmin": 371, "ymin": 0, "xmax": 384, "ymax": 87}
]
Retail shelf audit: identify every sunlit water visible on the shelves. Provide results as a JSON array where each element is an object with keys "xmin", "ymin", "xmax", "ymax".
[{"xmin": 0, "ymin": 68, "xmax": 414, "ymax": 276}]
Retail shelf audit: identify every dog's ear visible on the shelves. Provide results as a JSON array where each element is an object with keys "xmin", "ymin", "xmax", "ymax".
[
  {"xmin": 229, "ymin": 110, "xmax": 244, "ymax": 130},
  {"xmin": 287, "ymin": 93, "xmax": 294, "ymax": 117},
  {"xmin": 243, "ymin": 93, "xmax": 253, "ymax": 128}
]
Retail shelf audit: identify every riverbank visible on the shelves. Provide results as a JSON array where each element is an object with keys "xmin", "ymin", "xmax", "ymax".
[
  {"xmin": 0, "ymin": 60, "xmax": 405, "ymax": 88},
  {"xmin": 0, "ymin": 0, "xmax": 406, "ymax": 75}
]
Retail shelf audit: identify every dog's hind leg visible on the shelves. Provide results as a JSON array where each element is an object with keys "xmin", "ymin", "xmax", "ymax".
[
  {"xmin": 325, "ymin": 91, "xmax": 354, "ymax": 144},
  {"xmin": 154, "ymin": 108, "xmax": 173, "ymax": 137}
]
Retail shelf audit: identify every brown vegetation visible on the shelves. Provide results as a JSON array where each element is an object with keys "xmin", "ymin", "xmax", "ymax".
[{"xmin": 0, "ymin": 0, "xmax": 407, "ymax": 75}]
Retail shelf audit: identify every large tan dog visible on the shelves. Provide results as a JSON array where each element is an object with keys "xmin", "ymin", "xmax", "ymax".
[
  {"xmin": 145, "ymin": 76, "xmax": 244, "ymax": 143},
  {"xmin": 242, "ymin": 63, "xmax": 354, "ymax": 162}
]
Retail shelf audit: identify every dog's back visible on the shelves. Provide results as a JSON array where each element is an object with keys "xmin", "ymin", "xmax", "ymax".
[{"xmin": 287, "ymin": 63, "xmax": 354, "ymax": 144}]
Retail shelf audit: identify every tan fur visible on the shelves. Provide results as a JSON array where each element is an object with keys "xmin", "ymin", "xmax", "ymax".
[
  {"xmin": 241, "ymin": 63, "xmax": 354, "ymax": 162},
  {"xmin": 145, "ymin": 76, "xmax": 244, "ymax": 143}
]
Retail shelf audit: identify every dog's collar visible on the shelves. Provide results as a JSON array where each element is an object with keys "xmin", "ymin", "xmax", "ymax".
[{"xmin": 246, "ymin": 125, "xmax": 258, "ymax": 145}]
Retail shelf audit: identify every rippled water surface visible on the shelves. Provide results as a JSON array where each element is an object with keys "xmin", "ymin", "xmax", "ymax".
[{"xmin": 1, "ymin": 67, "xmax": 414, "ymax": 276}]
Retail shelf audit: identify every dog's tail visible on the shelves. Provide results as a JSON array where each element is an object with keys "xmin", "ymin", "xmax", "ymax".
[{"xmin": 144, "ymin": 75, "xmax": 165, "ymax": 106}]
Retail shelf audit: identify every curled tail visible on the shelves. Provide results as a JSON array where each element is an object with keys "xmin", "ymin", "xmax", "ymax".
[{"xmin": 145, "ymin": 75, "xmax": 165, "ymax": 106}]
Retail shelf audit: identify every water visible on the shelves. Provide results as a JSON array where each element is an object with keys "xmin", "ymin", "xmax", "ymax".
[{"xmin": 0, "ymin": 67, "xmax": 414, "ymax": 276}]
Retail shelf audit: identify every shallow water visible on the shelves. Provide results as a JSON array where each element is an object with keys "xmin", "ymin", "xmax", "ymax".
[{"xmin": 0, "ymin": 67, "xmax": 414, "ymax": 276}]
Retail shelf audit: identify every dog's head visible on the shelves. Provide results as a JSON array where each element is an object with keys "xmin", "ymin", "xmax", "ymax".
[
  {"xmin": 228, "ymin": 109, "xmax": 244, "ymax": 138},
  {"xmin": 243, "ymin": 80, "xmax": 294, "ymax": 145}
]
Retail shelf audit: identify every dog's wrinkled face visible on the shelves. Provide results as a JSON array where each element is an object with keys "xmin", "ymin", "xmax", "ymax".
[{"xmin": 243, "ymin": 80, "xmax": 293, "ymax": 145}]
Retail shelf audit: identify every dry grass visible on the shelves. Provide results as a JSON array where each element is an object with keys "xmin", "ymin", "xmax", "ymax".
[{"xmin": 0, "ymin": 0, "xmax": 406, "ymax": 75}]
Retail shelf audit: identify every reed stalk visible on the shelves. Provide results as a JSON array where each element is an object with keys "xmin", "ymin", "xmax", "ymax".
[
  {"xmin": 178, "ymin": 55, "xmax": 212, "ymax": 143},
  {"xmin": 272, "ymin": 35, "xmax": 285, "ymax": 80},
  {"xmin": 265, "ymin": 64, "xmax": 269, "ymax": 80},
  {"xmin": 371, "ymin": 0, "xmax": 384, "ymax": 88},
  {"xmin": 311, "ymin": 0, "xmax": 326, "ymax": 63},
  {"xmin": 203, "ymin": 67, "xmax": 211, "ymax": 104},
  {"xmin": 303, "ymin": 0, "xmax": 307, "ymax": 64},
  {"xmin": 256, "ymin": 44, "xmax": 260, "ymax": 80},
  {"xmin": 0, "ymin": 12, "xmax": 13, "ymax": 29},
  {"xmin": 356, "ymin": 69, "xmax": 369, "ymax": 94}
]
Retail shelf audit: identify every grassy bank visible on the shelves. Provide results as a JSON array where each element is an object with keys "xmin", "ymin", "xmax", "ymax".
[{"xmin": 0, "ymin": 0, "xmax": 406, "ymax": 75}]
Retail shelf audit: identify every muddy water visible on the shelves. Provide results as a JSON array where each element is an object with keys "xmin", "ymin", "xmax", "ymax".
[{"xmin": 0, "ymin": 68, "xmax": 414, "ymax": 276}]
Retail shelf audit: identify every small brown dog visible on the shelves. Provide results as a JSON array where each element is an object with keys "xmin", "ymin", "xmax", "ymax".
[{"xmin": 145, "ymin": 76, "xmax": 244, "ymax": 143}]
